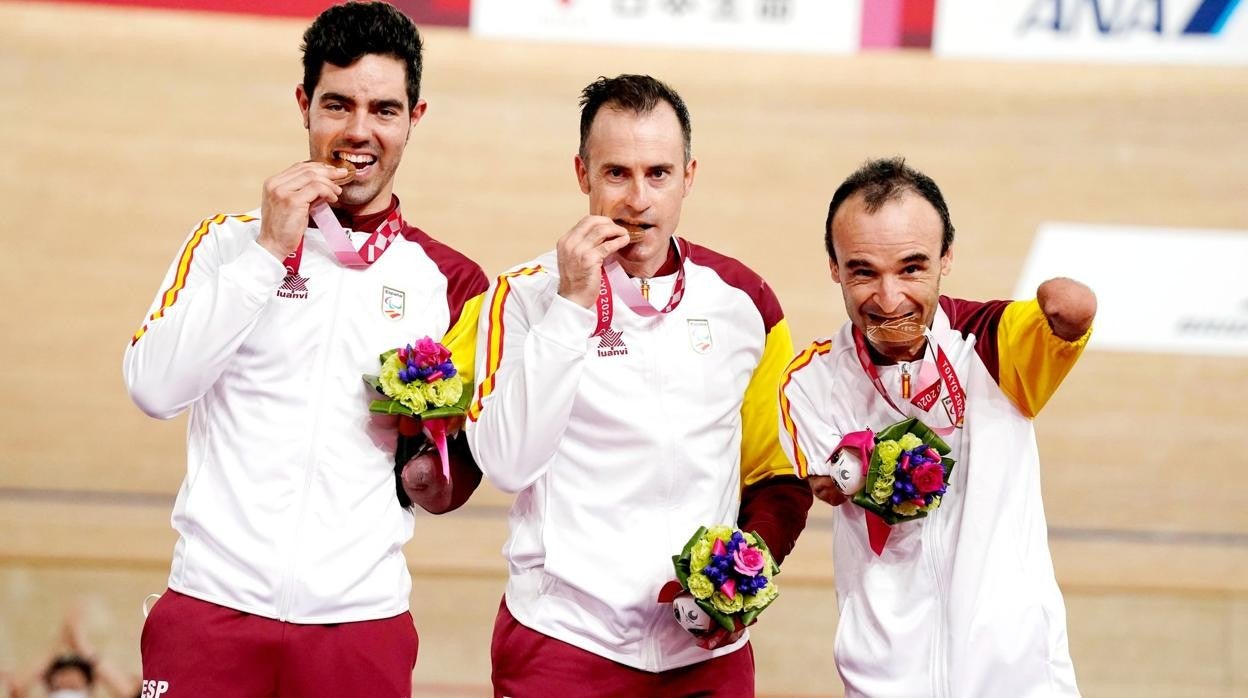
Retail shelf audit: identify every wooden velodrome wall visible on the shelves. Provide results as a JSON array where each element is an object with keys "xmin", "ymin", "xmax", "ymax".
[{"xmin": 1, "ymin": 2, "xmax": 1245, "ymax": 696}]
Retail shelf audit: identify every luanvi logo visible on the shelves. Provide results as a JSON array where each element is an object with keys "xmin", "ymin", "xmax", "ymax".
[
  {"xmin": 277, "ymin": 273, "xmax": 309, "ymax": 300},
  {"xmin": 596, "ymin": 327, "xmax": 629, "ymax": 357}
]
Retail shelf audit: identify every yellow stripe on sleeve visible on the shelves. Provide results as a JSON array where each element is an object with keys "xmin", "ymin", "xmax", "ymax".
[
  {"xmin": 740, "ymin": 318, "xmax": 796, "ymax": 487},
  {"xmin": 130, "ymin": 214, "xmax": 255, "ymax": 345},
  {"xmin": 997, "ymin": 299, "xmax": 1092, "ymax": 418},
  {"xmin": 778, "ymin": 339, "xmax": 833, "ymax": 478},
  {"xmin": 467, "ymin": 266, "xmax": 543, "ymax": 422}
]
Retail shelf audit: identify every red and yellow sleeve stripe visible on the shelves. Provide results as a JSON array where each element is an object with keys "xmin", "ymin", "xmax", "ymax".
[
  {"xmin": 996, "ymin": 299, "xmax": 1091, "ymax": 418},
  {"xmin": 467, "ymin": 265, "xmax": 543, "ymax": 422},
  {"xmin": 778, "ymin": 339, "xmax": 833, "ymax": 478},
  {"xmin": 130, "ymin": 214, "xmax": 254, "ymax": 345}
]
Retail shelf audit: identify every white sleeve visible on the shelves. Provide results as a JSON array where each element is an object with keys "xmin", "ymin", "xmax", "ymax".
[
  {"xmin": 778, "ymin": 354, "xmax": 842, "ymax": 478},
  {"xmin": 122, "ymin": 220, "xmax": 286, "ymax": 419},
  {"xmin": 465, "ymin": 272, "xmax": 595, "ymax": 493}
]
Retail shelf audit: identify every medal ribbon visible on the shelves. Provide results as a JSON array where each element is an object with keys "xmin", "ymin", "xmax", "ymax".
[
  {"xmin": 286, "ymin": 202, "xmax": 405, "ymax": 275},
  {"xmin": 851, "ymin": 327, "xmax": 965, "ymax": 436},
  {"xmin": 591, "ymin": 238, "xmax": 689, "ymax": 337}
]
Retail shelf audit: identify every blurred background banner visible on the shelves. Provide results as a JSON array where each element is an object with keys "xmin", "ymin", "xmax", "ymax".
[
  {"xmin": 1015, "ymin": 224, "xmax": 1248, "ymax": 356},
  {"xmin": 935, "ymin": 0, "xmax": 1248, "ymax": 64},
  {"xmin": 469, "ymin": 0, "xmax": 862, "ymax": 53},
  {"xmin": 32, "ymin": 0, "xmax": 472, "ymax": 23}
]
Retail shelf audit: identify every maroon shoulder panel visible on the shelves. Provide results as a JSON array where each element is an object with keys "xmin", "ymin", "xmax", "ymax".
[
  {"xmin": 938, "ymin": 295, "xmax": 1010, "ymax": 383},
  {"xmin": 403, "ymin": 226, "xmax": 488, "ymax": 330},
  {"xmin": 685, "ymin": 241, "xmax": 785, "ymax": 333}
]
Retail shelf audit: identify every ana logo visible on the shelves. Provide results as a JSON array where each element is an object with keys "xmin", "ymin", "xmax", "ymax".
[
  {"xmin": 382, "ymin": 286, "xmax": 405, "ymax": 320},
  {"xmin": 687, "ymin": 319, "xmax": 713, "ymax": 354},
  {"xmin": 277, "ymin": 273, "xmax": 309, "ymax": 300},
  {"xmin": 1020, "ymin": 0, "xmax": 1241, "ymax": 36},
  {"xmin": 1183, "ymin": 0, "xmax": 1242, "ymax": 33},
  {"xmin": 596, "ymin": 327, "xmax": 629, "ymax": 357},
  {"xmin": 140, "ymin": 679, "xmax": 170, "ymax": 698}
]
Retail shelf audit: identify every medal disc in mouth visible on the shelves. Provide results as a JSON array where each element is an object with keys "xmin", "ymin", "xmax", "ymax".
[
  {"xmin": 326, "ymin": 155, "xmax": 357, "ymax": 184},
  {"xmin": 616, "ymin": 220, "xmax": 651, "ymax": 244}
]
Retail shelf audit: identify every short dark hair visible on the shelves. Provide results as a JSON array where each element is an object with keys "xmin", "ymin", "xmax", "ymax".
[
  {"xmin": 824, "ymin": 157, "xmax": 955, "ymax": 262},
  {"xmin": 301, "ymin": 1, "xmax": 424, "ymax": 111},
  {"xmin": 578, "ymin": 74, "xmax": 692, "ymax": 163},
  {"xmin": 43, "ymin": 654, "xmax": 94, "ymax": 688}
]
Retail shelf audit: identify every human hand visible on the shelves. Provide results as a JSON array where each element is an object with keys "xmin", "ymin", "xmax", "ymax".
[
  {"xmin": 400, "ymin": 450, "xmax": 453, "ymax": 514},
  {"xmin": 61, "ymin": 602, "xmax": 95, "ymax": 659},
  {"xmin": 555, "ymin": 215, "xmax": 632, "ymax": 308},
  {"xmin": 810, "ymin": 475, "xmax": 848, "ymax": 507},
  {"xmin": 257, "ymin": 161, "xmax": 352, "ymax": 262},
  {"xmin": 696, "ymin": 624, "xmax": 746, "ymax": 651}
]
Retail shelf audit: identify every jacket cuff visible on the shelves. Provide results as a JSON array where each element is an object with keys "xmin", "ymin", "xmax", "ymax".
[
  {"xmin": 532, "ymin": 293, "xmax": 596, "ymax": 353},
  {"xmin": 224, "ymin": 241, "xmax": 288, "ymax": 301}
]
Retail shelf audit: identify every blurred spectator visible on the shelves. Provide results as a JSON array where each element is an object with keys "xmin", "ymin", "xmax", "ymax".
[{"xmin": 8, "ymin": 605, "xmax": 139, "ymax": 698}]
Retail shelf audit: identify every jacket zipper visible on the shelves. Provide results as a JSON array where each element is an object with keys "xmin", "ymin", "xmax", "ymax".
[
  {"xmin": 924, "ymin": 514, "xmax": 951, "ymax": 696},
  {"xmin": 277, "ymin": 255, "xmax": 347, "ymax": 621}
]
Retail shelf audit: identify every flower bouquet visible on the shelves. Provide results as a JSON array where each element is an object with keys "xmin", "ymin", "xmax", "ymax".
[
  {"xmin": 363, "ymin": 337, "xmax": 471, "ymax": 483},
  {"xmin": 831, "ymin": 417, "xmax": 955, "ymax": 555},
  {"xmin": 662, "ymin": 526, "xmax": 780, "ymax": 635}
]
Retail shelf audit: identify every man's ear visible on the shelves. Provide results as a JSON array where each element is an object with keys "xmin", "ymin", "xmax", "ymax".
[
  {"xmin": 409, "ymin": 98, "xmax": 428, "ymax": 128},
  {"xmin": 574, "ymin": 154, "xmax": 591, "ymax": 195},
  {"xmin": 829, "ymin": 257, "xmax": 842, "ymax": 284},
  {"xmin": 682, "ymin": 157, "xmax": 698, "ymax": 198},
  {"xmin": 940, "ymin": 245, "xmax": 954, "ymax": 277},
  {"xmin": 296, "ymin": 84, "xmax": 311, "ymax": 129}
]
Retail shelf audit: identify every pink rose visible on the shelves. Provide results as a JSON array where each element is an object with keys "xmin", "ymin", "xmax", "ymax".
[
  {"xmin": 733, "ymin": 546, "xmax": 766, "ymax": 576},
  {"xmin": 414, "ymin": 337, "xmax": 450, "ymax": 366},
  {"xmin": 912, "ymin": 463, "xmax": 945, "ymax": 495}
]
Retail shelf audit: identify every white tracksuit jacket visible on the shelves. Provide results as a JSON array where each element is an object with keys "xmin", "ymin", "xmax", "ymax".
[
  {"xmin": 466, "ymin": 238, "xmax": 795, "ymax": 672},
  {"xmin": 779, "ymin": 297, "xmax": 1087, "ymax": 698},
  {"xmin": 123, "ymin": 203, "xmax": 485, "ymax": 623}
]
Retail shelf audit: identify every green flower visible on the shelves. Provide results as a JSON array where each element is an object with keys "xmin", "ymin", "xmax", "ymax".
[
  {"xmin": 898, "ymin": 433, "xmax": 924, "ymax": 451},
  {"xmin": 922, "ymin": 495, "xmax": 942, "ymax": 513},
  {"xmin": 422, "ymin": 376, "xmax": 463, "ymax": 408},
  {"xmin": 690, "ymin": 538, "xmax": 713, "ymax": 571},
  {"xmin": 878, "ymin": 459, "xmax": 896, "ymax": 476},
  {"xmin": 876, "ymin": 440, "xmax": 902, "ymax": 466},
  {"xmin": 706, "ymin": 526, "xmax": 734, "ymax": 543},
  {"xmin": 893, "ymin": 501, "xmax": 920, "ymax": 517},
  {"xmin": 870, "ymin": 473, "xmax": 895, "ymax": 505},
  {"xmin": 710, "ymin": 590, "xmax": 744, "ymax": 614},
  {"xmin": 378, "ymin": 356, "xmax": 428, "ymax": 412},
  {"xmin": 687, "ymin": 573, "xmax": 714, "ymax": 600},
  {"xmin": 744, "ymin": 580, "xmax": 778, "ymax": 610}
]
